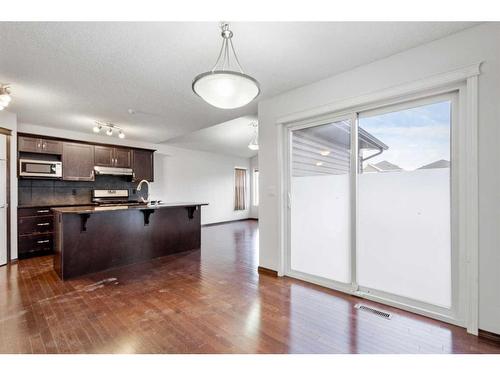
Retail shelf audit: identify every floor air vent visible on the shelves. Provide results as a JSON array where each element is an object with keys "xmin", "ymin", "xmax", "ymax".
[{"xmin": 354, "ymin": 303, "xmax": 392, "ymax": 319}]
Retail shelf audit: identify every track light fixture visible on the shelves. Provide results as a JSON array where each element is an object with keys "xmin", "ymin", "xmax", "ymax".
[{"xmin": 93, "ymin": 121, "xmax": 125, "ymax": 138}]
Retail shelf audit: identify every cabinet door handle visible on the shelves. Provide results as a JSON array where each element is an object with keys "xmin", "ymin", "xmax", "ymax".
[
  {"xmin": 37, "ymin": 222, "xmax": 50, "ymax": 226},
  {"xmin": 37, "ymin": 240, "xmax": 50, "ymax": 244},
  {"xmin": 37, "ymin": 209, "xmax": 50, "ymax": 213}
]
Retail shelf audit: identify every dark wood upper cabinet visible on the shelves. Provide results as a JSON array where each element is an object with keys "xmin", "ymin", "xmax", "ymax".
[
  {"xmin": 18, "ymin": 136, "xmax": 41, "ymax": 153},
  {"xmin": 94, "ymin": 145, "xmax": 114, "ymax": 167},
  {"xmin": 114, "ymin": 148, "xmax": 132, "ymax": 168},
  {"xmin": 41, "ymin": 139, "xmax": 63, "ymax": 154},
  {"xmin": 132, "ymin": 149, "xmax": 154, "ymax": 182},
  {"xmin": 18, "ymin": 136, "xmax": 63, "ymax": 155},
  {"xmin": 94, "ymin": 146, "xmax": 132, "ymax": 168},
  {"xmin": 18, "ymin": 133, "xmax": 154, "ymax": 182},
  {"xmin": 62, "ymin": 142, "xmax": 95, "ymax": 181}
]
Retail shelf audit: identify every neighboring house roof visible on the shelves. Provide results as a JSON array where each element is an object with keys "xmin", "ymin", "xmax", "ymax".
[
  {"xmin": 373, "ymin": 160, "xmax": 402, "ymax": 172},
  {"xmin": 363, "ymin": 163, "xmax": 383, "ymax": 173},
  {"xmin": 418, "ymin": 159, "xmax": 451, "ymax": 169},
  {"xmin": 359, "ymin": 127, "xmax": 389, "ymax": 152},
  {"xmin": 363, "ymin": 161, "xmax": 402, "ymax": 173}
]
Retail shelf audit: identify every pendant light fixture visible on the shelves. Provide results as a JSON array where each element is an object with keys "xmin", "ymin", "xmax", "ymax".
[
  {"xmin": 0, "ymin": 85, "xmax": 12, "ymax": 111},
  {"xmin": 248, "ymin": 122, "xmax": 259, "ymax": 151},
  {"xmin": 192, "ymin": 23, "xmax": 260, "ymax": 109}
]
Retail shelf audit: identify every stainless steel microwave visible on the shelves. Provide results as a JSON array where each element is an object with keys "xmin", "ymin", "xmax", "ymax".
[{"xmin": 19, "ymin": 159, "xmax": 62, "ymax": 178}]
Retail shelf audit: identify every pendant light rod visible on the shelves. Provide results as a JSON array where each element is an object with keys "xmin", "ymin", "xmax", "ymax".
[{"xmin": 210, "ymin": 23, "xmax": 244, "ymax": 73}]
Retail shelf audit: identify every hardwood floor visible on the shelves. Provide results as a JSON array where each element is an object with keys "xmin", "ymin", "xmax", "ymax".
[{"xmin": 1, "ymin": 220, "xmax": 499, "ymax": 353}]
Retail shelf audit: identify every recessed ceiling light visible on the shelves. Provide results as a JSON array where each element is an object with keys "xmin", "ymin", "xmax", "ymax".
[
  {"xmin": 316, "ymin": 162, "xmax": 323, "ymax": 166},
  {"xmin": 320, "ymin": 150, "xmax": 330, "ymax": 156}
]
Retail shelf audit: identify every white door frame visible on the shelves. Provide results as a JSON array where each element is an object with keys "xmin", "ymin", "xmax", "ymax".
[
  {"xmin": 277, "ymin": 62, "xmax": 481, "ymax": 334},
  {"xmin": 0, "ymin": 132, "xmax": 8, "ymax": 266}
]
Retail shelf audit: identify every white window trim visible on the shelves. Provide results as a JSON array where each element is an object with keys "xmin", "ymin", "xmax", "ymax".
[
  {"xmin": 252, "ymin": 168, "xmax": 259, "ymax": 207},
  {"xmin": 276, "ymin": 62, "xmax": 481, "ymax": 335}
]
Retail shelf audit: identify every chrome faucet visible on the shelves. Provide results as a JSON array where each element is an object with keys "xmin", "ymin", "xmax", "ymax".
[{"xmin": 136, "ymin": 179, "xmax": 150, "ymax": 204}]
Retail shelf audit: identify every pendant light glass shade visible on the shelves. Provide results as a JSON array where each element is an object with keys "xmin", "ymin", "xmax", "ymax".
[
  {"xmin": 193, "ymin": 71, "xmax": 259, "ymax": 109},
  {"xmin": 193, "ymin": 23, "xmax": 260, "ymax": 109},
  {"xmin": 248, "ymin": 122, "xmax": 259, "ymax": 151},
  {"xmin": 248, "ymin": 141, "xmax": 259, "ymax": 151}
]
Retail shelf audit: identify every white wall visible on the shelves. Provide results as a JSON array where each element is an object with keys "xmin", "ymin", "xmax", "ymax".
[
  {"xmin": 249, "ymin": 155, "xmax": 259, "ymax": 219},
  {"xmin": 0, "ymin": 111, "xmax": 17, "ymax": 261},
  {"xmin": 258, "ymin": 23, "xmax": 500, "ymax": 334},
  {"xmin": 152, "ymin": 148, "xmax": 251, "ymax": 225},
  {"xmin": 17, "ymin": 123, "xmax": 251, "ymax": 226}
]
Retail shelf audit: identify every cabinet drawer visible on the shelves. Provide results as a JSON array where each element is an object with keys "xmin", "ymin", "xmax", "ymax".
[
  {"xmin": 18, "ymin": 233, "xmax": 53, "ymax": 257},
  {"xmin": 18, "ymin": 207, "xmax": 53, "ymax": 217},
  {"xmin": 18, "ymin": 216, "xmax": 54, "ymax": 235}
]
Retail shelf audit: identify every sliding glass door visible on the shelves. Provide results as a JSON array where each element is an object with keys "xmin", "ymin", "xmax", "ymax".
[
  {"xmin": 288, "ymin": 118, "xmax": 352, "ymax": 286},
  {"xmin": 286, "ymin": 92, "xmax": 460, "ymax": 324},
  {"xmin": 357, "ymin": 95, "xmax": 454, "ymax": 311}
]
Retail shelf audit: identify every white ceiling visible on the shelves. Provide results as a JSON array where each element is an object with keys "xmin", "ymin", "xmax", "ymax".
[
  {"xmin": 165, "ymin": 115, "xmax": 258, "ymax": 158},
  {"xmin": 0, "ymin": 22, "xmax": 478, "ymax": 146}
]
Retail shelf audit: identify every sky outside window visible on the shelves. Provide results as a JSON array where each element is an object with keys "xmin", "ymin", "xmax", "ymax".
[{"xmin": 360, "ymin": 101, "xmax": 451, "ymax": 171}]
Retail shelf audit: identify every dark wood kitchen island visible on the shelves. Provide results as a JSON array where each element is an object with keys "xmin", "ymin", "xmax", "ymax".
[{"xmin": 52, "ymin": 203, "xmax": 207, "ymax": 279}]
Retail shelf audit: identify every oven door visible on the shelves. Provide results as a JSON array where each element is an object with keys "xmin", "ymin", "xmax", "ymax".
[{"xmin": 19, "ymin": 159, "xmax": 62, "ymax": 178}]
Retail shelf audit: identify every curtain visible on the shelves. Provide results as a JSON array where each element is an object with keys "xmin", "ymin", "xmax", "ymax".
[{"xmin": 234, "ymin": 168, "xmax": 247, "ymax": 211}]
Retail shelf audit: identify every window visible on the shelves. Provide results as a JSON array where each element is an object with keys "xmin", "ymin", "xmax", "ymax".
[
  {"xmin": 234, "ymin": 168, "xmax": 247, "ymax": 210},
  {"xmin": 252, "ymin": 169, "xmax": 259, "ymax": 206}
]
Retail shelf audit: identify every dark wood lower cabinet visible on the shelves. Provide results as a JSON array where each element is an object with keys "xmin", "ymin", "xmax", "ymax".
[
  {"xmin": 53, "ymin": 204, "xmax": 204, "ymax": 279},
  {"xmin": 17, "ymin": 207, "xmax": 54, "ymax": 259}
]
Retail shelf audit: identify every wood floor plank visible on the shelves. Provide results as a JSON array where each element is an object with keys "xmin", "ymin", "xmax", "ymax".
[{"xmin": 1, "ymin": 220, "xmax": 500, "ymax": 353}]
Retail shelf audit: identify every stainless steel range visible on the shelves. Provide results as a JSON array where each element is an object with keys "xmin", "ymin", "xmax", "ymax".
[{"xmin": 91, "ymin": 189, "xmax": 145, "ymax": 206}]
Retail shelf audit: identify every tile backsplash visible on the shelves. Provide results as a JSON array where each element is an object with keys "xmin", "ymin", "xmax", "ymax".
[{"xmin": 18, "ymin": 175, "xmax": 147, "ymax": 207}]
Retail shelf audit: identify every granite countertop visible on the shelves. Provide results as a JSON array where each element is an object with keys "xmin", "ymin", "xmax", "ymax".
[
  {"xmin": 18, "ymin": 203, "xmax": 98, "ymax": 209},
  {"xmin": 51, "ymin": 202, "xmax": 208, "ymax": 214}
]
